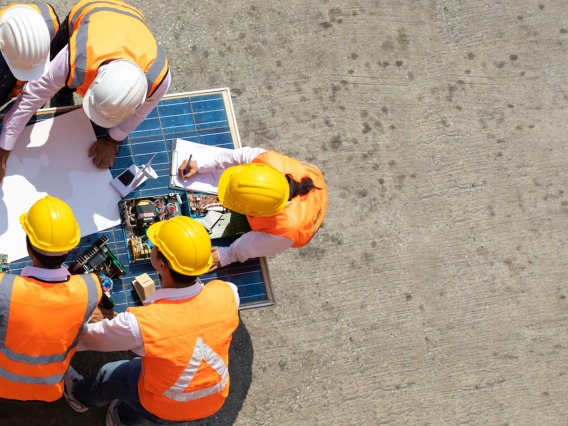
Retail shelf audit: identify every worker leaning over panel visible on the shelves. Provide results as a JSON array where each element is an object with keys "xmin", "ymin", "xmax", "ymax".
[
  {"xmin": 0, "ymin": 0, "xmax": 171, "ymax": 184},
  {"xmin": 64, "ymin": 216, "xmax": 240, "ymax": 425},
  {"xmin": 0, "ymin": 195, "xmax": 101, "ymax": 402},
  {"xmin": 0, "ymin": 3, "xmax": 58, "ymax": 106},
  {"xmin": 178, "ymin": 147, "xmax": 329, "ymax": 270}
]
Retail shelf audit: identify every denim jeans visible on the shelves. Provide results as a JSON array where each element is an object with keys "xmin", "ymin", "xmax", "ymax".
[{"xmin": 73, "ymin": 358, "xmax": 176, "ymax": 425}]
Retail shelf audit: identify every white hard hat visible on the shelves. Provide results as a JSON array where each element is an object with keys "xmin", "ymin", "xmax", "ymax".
[
  {"xmin": 0, "ymin": 5, "xmax": 50, "ymax": 81},
  {"xmin": 83, "ymin": 60, "xmax": 148, "ymax": 128}
]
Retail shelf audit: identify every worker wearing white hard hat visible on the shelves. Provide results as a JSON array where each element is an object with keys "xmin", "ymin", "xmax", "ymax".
[
  {"xmin": 0, "ymin": 3, "xmax": 59, "ymax": 106},
  {"xmin": 0, "ymin": 0, "xmax": 171, "ymax": 184}
]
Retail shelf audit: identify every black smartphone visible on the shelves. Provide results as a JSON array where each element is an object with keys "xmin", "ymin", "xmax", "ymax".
[{"xmin": 118, "ymin": 169, "xmax": 135, "ymax": 186}]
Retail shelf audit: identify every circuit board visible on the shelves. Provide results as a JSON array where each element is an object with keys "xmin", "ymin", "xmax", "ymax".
[
  {"xmin": 119, "ymin": 193, "xmax": 185, "ymax": 263},
  {"xmin": 0, "ymin": 254, "xmax": 9, "ymax": 273},
  {"xmin": 67, "ymin": 235, "xmax": 127, "ymax": 308},
  {"xmin": 187, "ymin": 192, "xmax": 251, "ymax": 239}
]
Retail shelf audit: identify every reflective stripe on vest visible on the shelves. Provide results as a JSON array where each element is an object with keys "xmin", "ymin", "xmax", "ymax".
[
  {"xmin": 0, "ymin": 274, "xmax": 98, "ymax": 367},
  {"xmin": 163, "ymin": 337, "xmax": 228, "ymax": 402},
  {"xmin": 67, "ymin": 1, "xmax": 168, "ymax": 97},
  {"xmin": 31, "ymin": 3, "xmax": 59, "ymax": 39}
]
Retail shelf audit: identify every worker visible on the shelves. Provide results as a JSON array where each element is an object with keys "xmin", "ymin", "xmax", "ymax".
[
  {"xmin": 63, "ymin": 216, "xmax": 240, "ymax": 424},
  {"xmin": 178, "ymin": 147, "xmax": 329, "ymax": 270},
  {"xmin": 0, "ymin": 195, "xmax": 101, "ymax": 402},
  {"xmin": 0, "ymin": 3, "xmax": 59, "ymax": 106},
  {"xmin": 0, "ymin": 0, "xmax": 170, "ymax": 184}
]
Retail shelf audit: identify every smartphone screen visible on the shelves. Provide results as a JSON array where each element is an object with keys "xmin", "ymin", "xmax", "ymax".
[{"xmin": 118, "ymin": 169, "xmax": 135, "ymax": 186}]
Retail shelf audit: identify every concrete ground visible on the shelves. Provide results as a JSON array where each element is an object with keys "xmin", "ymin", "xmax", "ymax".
[{"xmin": 1, "ymin": 0, "xmax": 567, "ymax": 424}]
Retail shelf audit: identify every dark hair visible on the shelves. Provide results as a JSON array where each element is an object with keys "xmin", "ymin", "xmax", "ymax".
[
  {"xmin": 286, "ymin": 174, "xmax": 321, "ymax": 200},
  {"xmin": 156, "ymin": 249, "xmax": 198, "ymax": 286},
  {"xmin": 26, "ymin": 236, "xmax": 69, "ymax": 269}
]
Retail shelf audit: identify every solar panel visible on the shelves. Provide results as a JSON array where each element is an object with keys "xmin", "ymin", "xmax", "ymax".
[{"xmin": 1, "ymin": 88, "xmax": 274, "ymax": 311}]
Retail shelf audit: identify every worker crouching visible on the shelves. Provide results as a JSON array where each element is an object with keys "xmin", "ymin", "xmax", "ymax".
[
  {"xmin": 178, "ymin": 147, "xmax": 329, "ymax": 270},
  {"xmin": 64, "ymin": 216, "xmax": 240, "ymax": 425},
  {"xmin": 0, "ymin": 195, "xmax": 101, "ymax": 402}
]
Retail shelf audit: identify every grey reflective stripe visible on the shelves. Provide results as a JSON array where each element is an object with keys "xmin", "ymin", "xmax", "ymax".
[
  {"xmin": 69, "ymin": 6, "xmax": 149, "ymax": 90},
  {"xmin": 146, "ymin": 46, "xmax": 168, "ymax": 96},
  {"xmin": 34, "ymin": 3, "xmax": 57, "ymax": 39},
  {"xmin": 162, "ymin": 337, "xmax": 229, "ymax": 402},
  {"xmin": 0, "ymin": 274, "xmax": 99, "ymax": 365},
  {"xmin": 0, "ymin": 364, "xmax": 63, "ymax": 385},
  {"xmin": 0, "ymin": 274, "xmax": 16, "ymax": 346}
]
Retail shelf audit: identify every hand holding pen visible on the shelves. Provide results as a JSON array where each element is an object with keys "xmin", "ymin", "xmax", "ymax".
[{"xmin": 177, "ymin": 154, "xmax": 198, "ymax": 181}]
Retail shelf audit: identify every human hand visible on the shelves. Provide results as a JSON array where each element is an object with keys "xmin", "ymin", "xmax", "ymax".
[
  {"xmin": 89, "ymin": 306, "xmax": 117, "ymax": 323},
  {"xmin": 206, "ymin": 246, "xmax": 222, "ymax": 273},
  {"xmin": 88, "ymin": 136, "xmax": 119, "ymax": 169},
  {"xmin": 177, "ymin": 159, "xmax": 198, "ymax": 181},
  {"xmin": 0, "ymin": 148, "xmax": 9, "ymax": 184}
]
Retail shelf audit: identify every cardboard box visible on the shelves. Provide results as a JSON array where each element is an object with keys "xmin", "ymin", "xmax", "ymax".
[{"xmin": 132, "ymin": 273, "xmax": 156, "ymax": 302}]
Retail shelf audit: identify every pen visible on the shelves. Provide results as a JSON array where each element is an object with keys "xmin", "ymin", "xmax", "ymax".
[{"xmin": 184, "ymin": 154, "xmax": 193, "ymax": 174}]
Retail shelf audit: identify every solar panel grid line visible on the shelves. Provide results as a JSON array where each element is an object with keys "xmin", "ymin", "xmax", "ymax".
[{"xmin": 2, "ymin": 89, "xmax": 274, "ymax": 311}]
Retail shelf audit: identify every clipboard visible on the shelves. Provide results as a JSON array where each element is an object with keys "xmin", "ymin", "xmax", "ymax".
[{"xmin": 169, "ymin": 139, "xmax": 233, "ymax": 194}]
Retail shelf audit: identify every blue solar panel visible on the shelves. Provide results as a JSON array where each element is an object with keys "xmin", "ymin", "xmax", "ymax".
[{"xmin": 2, "ymin": 89, "xmax": 274, "ymax": 311}]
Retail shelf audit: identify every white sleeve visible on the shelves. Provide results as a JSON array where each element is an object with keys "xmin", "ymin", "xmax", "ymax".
[
  {"xmin": 77, "ymin": 311, "xmax": 145, "ymax": 356},
  {"xmin": 225, "ymin": 282, "xmax": 240, "ymax": 308},
  {"xmin": 108, "ymin": 69, "xmax": 171, "ymax": 141},
  {"xmin": 217, "ymin": 231, "xmax": 294, "ymax": 266},
  {"xmin": 198, "ymin": 147, "xmax": 267, "ymax": 172},
  {"xmin": 0, "ymin": 48, "xmax": 68, "ymax": 151}
]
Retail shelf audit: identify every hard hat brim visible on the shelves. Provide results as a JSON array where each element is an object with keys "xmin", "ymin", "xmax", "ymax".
[
  {"xmin": 2, "ymin": 52, "xmax": 49, "ymax": 82},
  {"xmin": 82, "ymin": 91, "xmax": 125, "ymax": 128}
]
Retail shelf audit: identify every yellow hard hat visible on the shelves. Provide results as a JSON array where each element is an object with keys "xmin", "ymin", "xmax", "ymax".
[
  {"xmin": 218, "ymin": 164, "xmax": 290, "ymax": 217},
  {"xmin": 147, "ymin": 216, "xmax": 212, "ymax": 276},
  {"xmin": 19, "ymin": 195, "xmax": 80, "ymax": 255}
]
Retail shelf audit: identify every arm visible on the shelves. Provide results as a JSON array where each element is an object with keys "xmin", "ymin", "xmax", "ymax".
[
  {"xmin": 213, "ymin": 231, "xmax": 294, "ymax": 268},
  {"xmin": 0, "ymin": 49, "xmax": 68, "ymax": 183},
  {"xmin": 77, "ymin": 311, "xmax": 145, "ymax": 355},
  {"xmin": 178, "ymin": 146, "xmax": 266, "ymax": 181}
]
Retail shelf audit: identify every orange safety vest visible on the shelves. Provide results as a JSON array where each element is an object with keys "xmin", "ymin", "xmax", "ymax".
[
  {"xmin": 128, "ymin": 280, "xmax": 239, "ymax": 421},
  {"xmin": 0, "ymin": 273, "xmax": 101, "ymax": 402},
  {"xmin": 66, "ymin": 0, "xmax": 169, "ymax": 97},
  {"xmin": 0, "ymin": 3, "xmax": 60, "ymax": 98},
  {"xmin": 249, "ymin": 151, "xmax": 329, "ymax": 248}
]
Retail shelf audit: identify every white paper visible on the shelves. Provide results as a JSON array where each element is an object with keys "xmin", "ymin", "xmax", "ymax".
[
  {"xmin": 0, "ymin": 108, "xmax": 121, "ymax": 261},
  {"xmin": 170, "ymin": 139, "xmax": 233, "ymax": 194}
]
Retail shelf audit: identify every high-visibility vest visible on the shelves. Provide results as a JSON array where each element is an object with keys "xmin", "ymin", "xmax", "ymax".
[
  {"xmin": 249, "ymin": 151, "xmax": 329, "ymax": 248},
  {"xmin": 0, "ymin": 273, "xmax": 101, "ymax": 402},
  {"xmin": 128, "ymin": 280, "xmax": 239, "ymax": 421},
  {"xmin": 66, "ymin": 0, "xmax": 169, "ymax": 97},
  {"xmin": 0, "ymin": 3, "xmax": 60, "ymax": 98}
]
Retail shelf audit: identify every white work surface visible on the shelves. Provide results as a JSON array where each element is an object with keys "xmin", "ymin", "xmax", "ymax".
[{"xmin": 0, "ymin": 108, "xmax": 121, "ymax": 261}]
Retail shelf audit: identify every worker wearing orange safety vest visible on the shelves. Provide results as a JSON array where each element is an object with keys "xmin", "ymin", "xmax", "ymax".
[
  {"xmin": 0, "ymin": 3, "xmax": 58, "ymax": 106},
  {"xmin": 0, "ymin": 195, "xmax": 101, "ymax": 402},
  {"xmin": 178, "ymin": 147, "xmax": 329, "ymax": 270},
  {"xmin": 64, "ymin": 216, "xmax": 240, "ymax": 424},
  {"xmin": 0, "ymin": 0, "xmax": 171, "ymax": 185}
]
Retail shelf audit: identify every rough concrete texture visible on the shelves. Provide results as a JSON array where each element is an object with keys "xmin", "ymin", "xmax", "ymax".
[{"xmin": 1, "ymin": 0, "xmax": 567, "ymax": 424}]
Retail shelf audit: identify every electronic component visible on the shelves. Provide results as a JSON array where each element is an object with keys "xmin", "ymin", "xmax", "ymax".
[
  {"xmin": 68, "ymin": 235, "xmax": 127, "ymax": 309},
  {"xmin": 1, "ymin": 254, "xmax": 10, "ymax": 273},
  {"xmin": 187, "ymin": 192, "xmax": 250, "ymax": 239},
  {"xmin": 119, "ymin": 193, "xmax": 184, "ymax": 263}
]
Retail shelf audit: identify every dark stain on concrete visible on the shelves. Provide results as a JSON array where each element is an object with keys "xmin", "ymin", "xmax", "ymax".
[
  {"xmin": 468, "ymin": 52, "xmax": 475, "ymax": 60},
  {"xmin": 362, "ymin": 122, "xmax": 371, "ymax": 134}
]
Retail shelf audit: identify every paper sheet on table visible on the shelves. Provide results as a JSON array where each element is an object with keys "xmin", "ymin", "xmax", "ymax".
[
  {"xmin": 169, "ymin": 139, "xmax": 233, "ymax": 194},
  {"xmin": 0, "ymin": 108, "xmax": 121, "ymax": 261}
]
